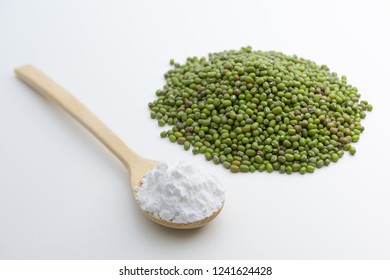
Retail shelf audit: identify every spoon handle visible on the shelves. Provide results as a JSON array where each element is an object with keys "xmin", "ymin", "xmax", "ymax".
[{"xmin": 15, "ymin": 64, "xmax": 136, "ymax": 169}]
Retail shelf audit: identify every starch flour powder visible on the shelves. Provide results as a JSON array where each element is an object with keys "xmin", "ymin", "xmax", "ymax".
[{"xmin": 134, "ymin": 162, "xmax": 225, "ymax": 223}]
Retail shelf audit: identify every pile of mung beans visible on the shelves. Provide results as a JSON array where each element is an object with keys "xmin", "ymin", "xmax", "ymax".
[{"xmin": 148, "ymin": 47, "xmax": 372, "ymax": 174}]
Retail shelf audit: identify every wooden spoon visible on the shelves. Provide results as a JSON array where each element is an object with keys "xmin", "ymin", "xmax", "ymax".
[{"xmin": 15, "ymin": 64, "xmax": 223, "ymax": 229}]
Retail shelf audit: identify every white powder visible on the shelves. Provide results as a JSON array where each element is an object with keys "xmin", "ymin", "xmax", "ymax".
[{"xmin": 134, "ymin": 161, "xmax": 225, "ymax": 224}]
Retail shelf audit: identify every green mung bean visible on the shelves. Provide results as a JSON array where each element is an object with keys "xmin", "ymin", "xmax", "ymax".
[{"xmin": 149, "ymin": 46, "xmax": 372, "ymax": 174}]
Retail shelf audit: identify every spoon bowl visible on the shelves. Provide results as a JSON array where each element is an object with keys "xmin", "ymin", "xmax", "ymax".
[{"xmin": 15, "ymin": 64, "xmax": 223, "ymax": 229}]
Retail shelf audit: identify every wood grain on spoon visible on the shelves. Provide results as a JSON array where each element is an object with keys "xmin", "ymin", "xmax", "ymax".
[{"xmin": 15, "ymin": 64, "xmax": 222, "ymax": 229}]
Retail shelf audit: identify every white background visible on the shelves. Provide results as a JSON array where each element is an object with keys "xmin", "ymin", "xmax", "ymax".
[{"xmin": 0, "ymin": 0, "xmax": 389, "ymax": 259}]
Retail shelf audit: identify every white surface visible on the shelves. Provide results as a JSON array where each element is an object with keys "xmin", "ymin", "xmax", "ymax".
[{"xmin": 0, "ymin": 0, "xmax": 389, "ymax": 259}]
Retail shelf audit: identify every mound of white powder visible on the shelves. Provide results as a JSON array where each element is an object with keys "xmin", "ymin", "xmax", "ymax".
[{"xmin": 134, "ymin": 162, "xmax": 225, "ymax": 223}]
